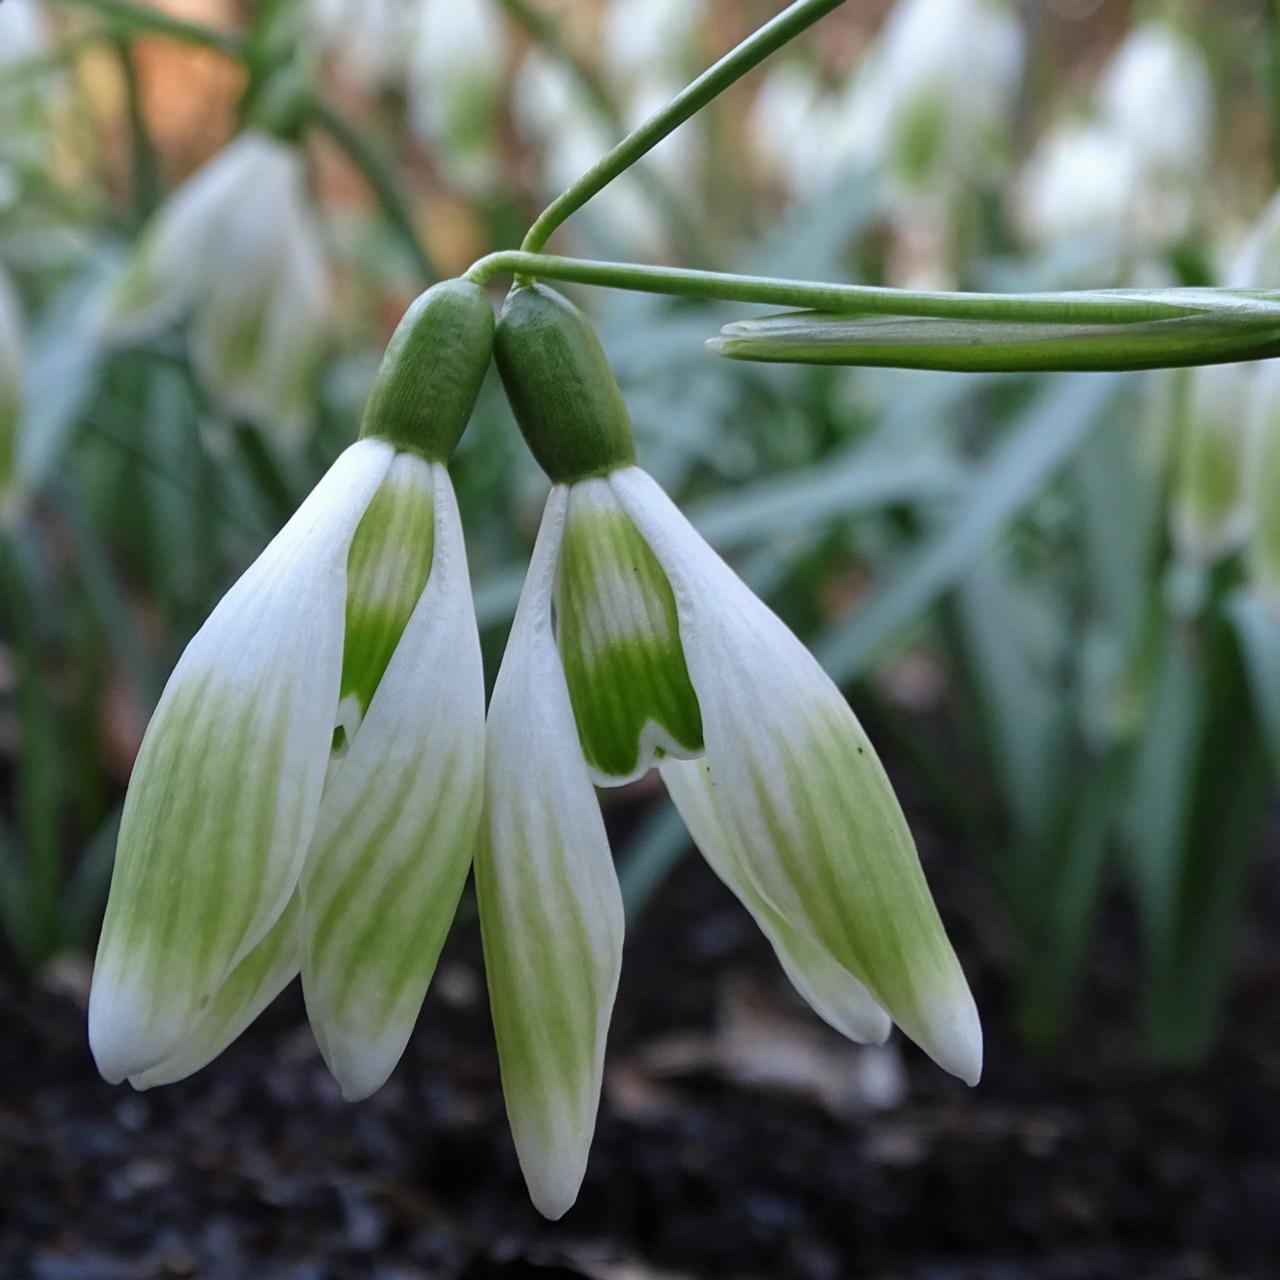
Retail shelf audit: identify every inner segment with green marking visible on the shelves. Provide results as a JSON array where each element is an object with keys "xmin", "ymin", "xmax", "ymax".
[
  {"xmin": 337, "ymin": 452, "xmax": 436, "ymax": 749},
  {"xmin": 554, "ymin": 479, "xmax": 703, "ymax": 784}
]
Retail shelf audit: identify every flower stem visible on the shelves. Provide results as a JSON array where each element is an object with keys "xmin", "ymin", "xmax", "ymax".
[
  {"xmin": 305, "ymin": 100, "xmax": 438, "ymax": 286},
  {"xmin": 518, "ymin": 0, "xmax": 847, "ymax": 254},
  {"xmin": 467, "ymin": 250, "xmax": 1261, "ymax": 321},
  {"xmin": 466, "ymin": 250, "xmax": 1280, "ymax": 370}
]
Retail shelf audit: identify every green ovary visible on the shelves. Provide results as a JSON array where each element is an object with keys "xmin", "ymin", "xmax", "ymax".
[
  {"xmin": 555, "ymin": 492, "xmax": 702, "ymax": 782},
  {"xmin": 340, "ymin": 455, "xmax": 435, "ymax": 720}
]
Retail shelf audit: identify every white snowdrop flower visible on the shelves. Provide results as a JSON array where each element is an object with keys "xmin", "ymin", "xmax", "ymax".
[
  {"xmin": 600, "ymin": 0, "xmax": 705, "ymax": 87},
  {"xmin": 1173, "ymin": 190, "xmax": 1280, "ymax": 568},
  {"xmin": 305, "ymin": 0, "xmax": 420, "ymax": 91},
  {"xmin": 408, "ymin": 0, "xmax": 508, "ymax": 194},
  {"xmin": 102, "ymin": 131, "xmax": 330, "ymax": 443},
  {"xmin": 1016, "ymin": 121, "xmax": 1144, "ymax": 248},
  {"xmin": 514, "ymin": 49, "xmax": 666, "ymax": 253},
  {"xmin": 844, "ymin": 0, "xmax": 1023, "ymax": 199},
  {"xmin": 1097, "ymin": 21, "xmax": 1212, "ymax": 185},
  {"xmin": 89, "ymin": 282, "xmax": 494, "ymax": 1103},
  {"xmin": 481, "ymin": 284, "xmax": 981, "ymax": 1220}
]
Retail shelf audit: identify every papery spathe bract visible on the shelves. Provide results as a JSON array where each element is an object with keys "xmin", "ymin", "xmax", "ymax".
[
  {"xmin": 90, "ymin": 280, "xmax": 493, "ymax": 1100},
  {"xmin": 409, "ymin": 0, "xmax": 508, "ymax": 194},
  {"xmin": 483, "ymin": 284, "xmax": 980, "ymax": 1219},
  {"xmin": 102, "ymin": 130, "xmax": 330, "ymax": 443}
]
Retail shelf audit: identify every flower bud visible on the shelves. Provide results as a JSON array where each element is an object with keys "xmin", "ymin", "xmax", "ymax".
[
  {"xmin": 494, "ymin": 284, "xmax": 636, "ymax": 483},
  {"xmin": 359, "ymin": 279, "xmax": 495, "ymax": 462}
]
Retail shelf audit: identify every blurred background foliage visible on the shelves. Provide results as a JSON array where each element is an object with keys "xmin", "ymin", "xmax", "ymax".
[{"xmin": 1, "ymin": 0, "xmax": 1280, "ymax": 1070}]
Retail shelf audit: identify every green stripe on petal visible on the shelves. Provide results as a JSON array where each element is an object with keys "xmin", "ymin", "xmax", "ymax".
[
  {"xmin": 661, "ymin": 757, "xmax": 891, "ymax": 1046},
  {"xmin": 129, "ymin": 894, "xmax": 301, "ymax": 1090},
  {"xmin": 340, "ymin": 451, "xmax": 436, "ymax": 724},
  {"xmin": 89, "ymin": 440, "xmax": 393, "ymax": 1085},
  {"xmin": 555, "ymin": 478, "xmax": 702, "ymax": 785},
  {"xmin": 614, "ymin": 466, "xmax": 981, "ymax": 1086},
  {"xmin": 302, "ymin": 466, "xmax": 485, "ymax": 1102},
  {"xmin": 476, "ymin": 487, "xmax": 624, "ymax": 1220}
]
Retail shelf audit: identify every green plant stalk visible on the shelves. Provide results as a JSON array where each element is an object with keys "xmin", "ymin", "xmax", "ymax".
[
  {"xmin": 468, "ymin": 250, "xmax": 1280, "ymax": 370},
  {"xmin": 307, "ymin": 99, "xmax": 438, "ymax": 285},
  {"xmin": 113, "ymin": 36, "xmax": 160, "ymax": 222},
  {"xmin": 518, "ymin": 0, "xmax": 847, "ymax": 254},
  {"xmin": 53, "ymin": 0, "xmax": 244, "ymax": 56},
  {"xmin": 497, "ymin": 0, "xmax": 715, "ymax": 263}
]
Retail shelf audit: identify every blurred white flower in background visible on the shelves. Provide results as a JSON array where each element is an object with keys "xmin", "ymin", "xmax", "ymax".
[
  {"xmin": 0, "ymin": 0, "xmax": 45, "ymax": 64},
  {"xmin": 408, "ymin": 0, "xmax": 508, "ymax": 194},
  {"xmin": 1097, "ymin": 22, "xmax": 1212, "ymax": 185},
  {"xmin": 1, "ymin": 0, "xmax": 54, "ymax": 171},
  {"xmin": 600, "ymin": 0, "xmax": 705, "ymax": 88},
  {"xmin": 1017, "ymin": 21, "xmax": 1212, "ymax": 266},
  {"xmin": 102, "ymin": 131, "xmax": 330, "ymax": 444},
  {"xmin": 306, "ymin": 0, "xmax": 420, "ymax": 92},
  {"xmin": 1017, "ymin": 121, "xmax": 1143, "ymax": 247},
  {"xmin": 1171, "ymin": 191, "xmax": 1280, "ymax": 568},
  {"xmin": 0, "ymin": 266, "xmax": 24, "ymax": 521},
  {"xmin": 513, "ymin": 48, "xmax": 668, "ymax": 255},
  {"xmin": 750, "ymin": 61, "xmax": 856, "ymax": 201},
  {"xmin": 843, "ymin": 0, "xmax": 1023, "ymax": 202}
]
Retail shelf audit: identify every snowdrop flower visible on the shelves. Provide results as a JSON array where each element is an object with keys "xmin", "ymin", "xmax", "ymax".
[
  {"xmin": 102, "ymin": 130, "xmax": 329, "ymax": 443},
  {"xmin": 1097, "ymin": 22, "xmax": 1212, "ymax": 186},
  {"xmin": 750, "ymin": 62, "xmax": 837, "ymax": 198},
  {"xmin": 1170, "ymin": 360, "xmax": 1255, "ymax": 565},
  {"xmin": 89, "ymin": 281, "xmax": 493, "ymax": 1101},
  {"xmin": 1172, "ymin": 192, "xmax": 1280, "ymax": 566},
  {"xmin": 305, "ymin": 0, "xmax": 419, "ymax": 91},
  {"xmin": 843, "ymin": 0, "xmax": 1022, "ymax": 200},
  {"xmin": 0, "ymin": 267, "xmax": 23, "ymax": 520},
  {"xmin": 408, "ymin": 0, "xmax": 508, "ymax": 194},
  {"xmin": 1, "ymin": 0, "xmax": 54, "ymax": 163},
  {"xmin": 1248, "ymin": 360, "xmax": 1280, "ymax": 611},
  {"xmin": 1016, "ymin": 121, "xmax": 1144, "ymax": 249},
  {"xmin": 482, "ymin": 284, "xmax": 981, "ymax": 1219},
  {"xmin": 513, "ymin": 49, "xmax": 665, "ymax": 254},
  {"xmin": 600, "ymin": 0, "xmax": 705, "ymax": 88}
]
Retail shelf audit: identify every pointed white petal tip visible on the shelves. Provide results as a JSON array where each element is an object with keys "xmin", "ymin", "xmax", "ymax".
[
  {"xmin": 523, "ymin": 1152, "xmax": 588, "ymax": 1221},
  {"xmin": 87, "ymin": 974, "xmax": 178, "ymax": 1087},
  {"xmin": 918, "ymin": 984, "xmax": 984, "ymax": 1087},
  {"xmin": 313, "ymin": 1023, "xmax": 402, "ymax": 1103}
]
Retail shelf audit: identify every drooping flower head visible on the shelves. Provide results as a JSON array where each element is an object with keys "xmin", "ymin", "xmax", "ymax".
[
  {"xmin": 482, "ymin": 283, "xmax": 981, "ymax": 1218},
  {"xmin": 89, "ymin": 280, "xmax": 494, "ymax": 1100},
  {"xmin": 1171, "ymin": 193, "xmax": 1280, "ymax": 567},
  {"xmin": 101, "ymin": 130, "xmax": 330, "ymax": 443},
  {"xmin": 843, "ymin": 0, "xmax": 1023, "ymax": 201},
  {"xmin": 408, "ymin": 0, "xmax": 509, "ymax": 195}
]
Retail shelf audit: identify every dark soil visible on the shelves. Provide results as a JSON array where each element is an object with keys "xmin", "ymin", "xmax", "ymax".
[{"xmin": 3, "ymin": 805, "xmax": 1280, "ymax": 1280}]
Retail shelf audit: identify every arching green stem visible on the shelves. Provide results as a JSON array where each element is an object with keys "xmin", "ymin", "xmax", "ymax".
[
  {"xmin": 467, "ymin": 251, "xmax": 1274, "ymax": 323},
  {"xmin": 518, "ymin": 0, "xmax": 847, "ymax": 254},
  {"xmin": 466, "ymin": 251, "xmax": 1280, "ymax": 372}
]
